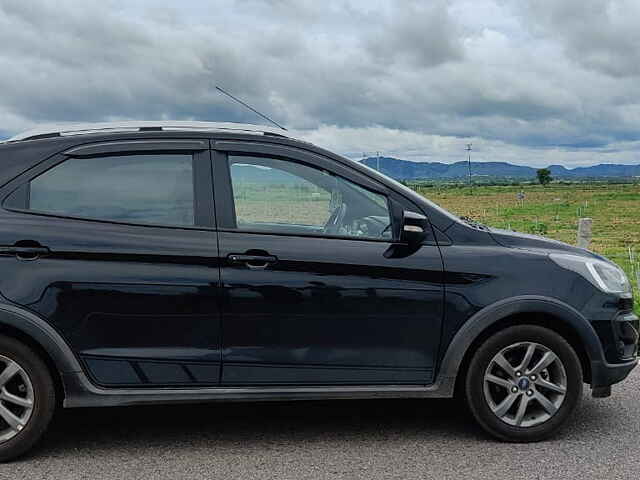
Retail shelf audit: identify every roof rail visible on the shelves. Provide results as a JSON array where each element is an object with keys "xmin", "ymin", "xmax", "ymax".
[{"xmin": 5, "ymin": 121, "xmax": 290, "ymax": 143}]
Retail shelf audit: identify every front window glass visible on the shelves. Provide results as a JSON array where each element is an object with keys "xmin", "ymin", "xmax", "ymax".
[{"xmin": 229, "ymin": 155, "xmax": 391, "ymax": 239}]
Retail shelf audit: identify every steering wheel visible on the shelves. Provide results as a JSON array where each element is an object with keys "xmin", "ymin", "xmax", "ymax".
[
  {"xmin": 380, "ymin": 222, "xmax": 392, "ymax": 238},
  {"xmin": 324, "ymin": 203, "xmax": 347, "ymax": 235}
]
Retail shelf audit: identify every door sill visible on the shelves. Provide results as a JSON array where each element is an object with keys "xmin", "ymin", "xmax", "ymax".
[{"xmin": 63, "ymin": 372, "xmax": 455, "ymax": 408}]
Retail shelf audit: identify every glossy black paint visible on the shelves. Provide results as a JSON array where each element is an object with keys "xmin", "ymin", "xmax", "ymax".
[
  {"xmin": 211, "ymin": 147, "xmax": 443, "ymax": 385},
  {"xmin": 0, "ymin": 211, "xmax": 223, "ymax": 385},
  {"xmin": 0, "ymin": 143, "xmax": 221, "ymax": 387},
  {"xmin": 0, "ymin": 130, "xmax": 636, "ymax": 407},
  {"xmin": 216, "ymin": 231, "xmax": 443, "ymax": 385}
]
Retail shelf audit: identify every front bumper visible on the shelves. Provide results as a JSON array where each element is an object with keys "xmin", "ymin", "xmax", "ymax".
[
  {"xmin": 591, "ymin": 357, "xmax": 638, "ymax": 390},
  {"xmin": 589, "ymin": 311, "xmax": 638, "ymax": 396}
]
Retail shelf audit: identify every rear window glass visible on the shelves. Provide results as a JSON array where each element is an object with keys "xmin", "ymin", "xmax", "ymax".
[{"xmin": 20, "ymin": 154, "xmax": 195, "ymax": 226}]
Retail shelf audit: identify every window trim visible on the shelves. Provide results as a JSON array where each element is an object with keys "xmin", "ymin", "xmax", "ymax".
[
  {"xmin": 213, "ymin": 149, "xmax": 398, "ymax": 243},
  {"xmin": 1, "ymin": 143, "xmax": 216, "ymax": 231},
  {"xmin": 64, "ymin": 139, "xmax": 208, "ymax": 157}
]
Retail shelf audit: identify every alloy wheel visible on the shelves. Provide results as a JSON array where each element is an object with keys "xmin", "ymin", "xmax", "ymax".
[
  {"xmin": 0, "ymin": 354, "xmax": 34, "ymax": 443},
  {"xmin": 483, "ymin": 342, "xmax": 568, "ymax": 427}
]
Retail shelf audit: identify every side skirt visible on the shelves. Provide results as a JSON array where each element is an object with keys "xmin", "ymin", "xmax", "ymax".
[{"xmin": 62, "ymin": 372, "xmax": 456, "ymax": 408}]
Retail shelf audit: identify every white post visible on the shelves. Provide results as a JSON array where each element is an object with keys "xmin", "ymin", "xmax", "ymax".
[{"xmin": 577, "ymin": 218, "xmax": 592, "ymax": 249}]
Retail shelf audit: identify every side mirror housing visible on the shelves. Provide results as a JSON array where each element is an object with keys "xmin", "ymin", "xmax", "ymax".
[{"xmin": 400, "ymin": 211, "xmax": 429, "ymax": 246}]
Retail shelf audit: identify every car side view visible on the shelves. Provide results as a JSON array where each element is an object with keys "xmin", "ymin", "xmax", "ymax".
[{"xmin": 0, "ymin": 121, "xmax": 637, "ymax": 460}]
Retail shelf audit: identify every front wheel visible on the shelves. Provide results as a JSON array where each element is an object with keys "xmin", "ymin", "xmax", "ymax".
[{"xmin": 465, "ymin": 325, "xmax": 583, "ymax": 442}]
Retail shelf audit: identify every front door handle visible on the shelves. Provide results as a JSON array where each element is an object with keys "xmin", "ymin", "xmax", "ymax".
[{"xmin": 227, "ymin": 254, "xmax": 278, "ymax": 270}]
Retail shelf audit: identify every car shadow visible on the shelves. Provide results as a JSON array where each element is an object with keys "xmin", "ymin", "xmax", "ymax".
[
  {"xmin": 31, "ymin": 398, "xmax": 480, "ymax": 455},
  {"xmin": 19, "ymin": 393, "xmax": 613, "ymax": 462}
]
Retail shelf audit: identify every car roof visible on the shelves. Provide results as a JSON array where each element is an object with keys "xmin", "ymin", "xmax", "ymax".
[{"xmin": 4, "ymin": 121, "xmax": 291, "ymax": 143}]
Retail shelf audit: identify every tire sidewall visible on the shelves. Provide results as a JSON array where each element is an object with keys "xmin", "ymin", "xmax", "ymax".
[
  {"xmin": 0, "ymin": 336, "xmax": 56, "ymax": 462},
  {"xmin": 465, "ymin": 325, "xmax": 583, "ymax": 442}
]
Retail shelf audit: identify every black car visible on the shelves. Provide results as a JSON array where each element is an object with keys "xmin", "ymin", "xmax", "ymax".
[{"xmin": 0, "ymin": 121, "xmax": 636, "ymax": 460}]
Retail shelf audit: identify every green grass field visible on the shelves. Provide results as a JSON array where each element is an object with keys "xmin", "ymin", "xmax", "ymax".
[{"xmin": 414, "ymin": 183, "xmax": 640, "ymax": 312}]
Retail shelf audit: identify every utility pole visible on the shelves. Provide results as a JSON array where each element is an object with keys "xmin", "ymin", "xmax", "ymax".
[
  {"xmin": 377, "ymin": 151, "xmax": 380, "ymax": 172},
  {"xmin": 466, "ymin": 143, "xmax": 473, "ymax": 192}
]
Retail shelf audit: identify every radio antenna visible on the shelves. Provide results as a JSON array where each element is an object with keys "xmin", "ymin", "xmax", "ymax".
[{"xmin": 215, "ymin": 86, "xmax": 287, "ymax": 131}]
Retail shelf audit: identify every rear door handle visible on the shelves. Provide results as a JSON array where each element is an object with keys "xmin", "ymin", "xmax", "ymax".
[
  {"xmin": 227, "ymin": 254, "xmax": 278, "ymax": 270},
  {"xmin": 0, "ymin": 245, "xmax": 50, "ymax": 260}
]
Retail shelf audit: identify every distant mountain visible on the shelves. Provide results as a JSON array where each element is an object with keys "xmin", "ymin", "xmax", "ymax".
[{"xmin": 359, "ymin": 157, "xmax": 640, "ymax": 180}]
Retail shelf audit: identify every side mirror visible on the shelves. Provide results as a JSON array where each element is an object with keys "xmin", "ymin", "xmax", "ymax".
[{"xmin": 400, "ymin": 211, "xmax": 429, "ymax": 246}]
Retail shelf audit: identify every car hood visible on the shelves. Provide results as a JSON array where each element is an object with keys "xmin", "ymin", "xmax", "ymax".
[{"xmin": 488, "ymin": 227, "xmax": 602, "ymax": 259}]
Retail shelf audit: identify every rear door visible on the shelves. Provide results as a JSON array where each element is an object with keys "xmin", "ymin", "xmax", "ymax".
[
  {"xmin": 0, "ymin": 139, "xmax": 222, "ymax": 387},
  {"xmin": 213, "ymin": 141, "xmax": 444, "ymax": 386}
]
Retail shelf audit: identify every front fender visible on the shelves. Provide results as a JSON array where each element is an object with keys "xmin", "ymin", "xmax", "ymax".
[{"xmin": 437, "ymin": 295, "xmax": 605, "ymax": 383}]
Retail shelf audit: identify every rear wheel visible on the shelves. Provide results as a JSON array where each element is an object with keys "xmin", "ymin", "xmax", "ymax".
[
  {"xmin": 465, "ymin": 325, "xmax": 583, "ymax": 442},
  {"xmin": 0, "ymin": 336, "xmax": 55, "ymax": 462}
]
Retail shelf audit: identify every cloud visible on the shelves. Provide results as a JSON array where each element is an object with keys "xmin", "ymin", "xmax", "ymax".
[
  {"xmin": 295, "ymin": 125, "xmax": 640, "ymax": 168},
  {"xmin": 0, "ymin": 0, "xmax": 638, "ymax": 167},
  {"xmin": 364, "ymin": 0, "xmax": 464, "ymax": 68},
  {"xmin": 517, "ymin": 0, "xmax": 640, "ymax": 77}
]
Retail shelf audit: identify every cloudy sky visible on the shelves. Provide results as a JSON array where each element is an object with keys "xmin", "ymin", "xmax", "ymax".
[{"xmin": 1, "ymin": 0, "xmax": 639, "ymax": 167}]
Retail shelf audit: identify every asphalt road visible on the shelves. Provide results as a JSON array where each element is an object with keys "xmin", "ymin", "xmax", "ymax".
[{"xmin": 2, "ymin": 369, "xmax": 639, "ymax": 480}]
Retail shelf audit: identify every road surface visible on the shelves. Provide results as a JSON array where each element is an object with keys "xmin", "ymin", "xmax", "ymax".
[{"xmin": 3, "ymin": 369, "xmax": 639, "ymax": 479}]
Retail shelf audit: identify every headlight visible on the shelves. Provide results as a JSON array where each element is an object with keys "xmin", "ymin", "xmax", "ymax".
[{"xmin": 550, "ymin": 253, "xmax": 631, "ymax": 293}]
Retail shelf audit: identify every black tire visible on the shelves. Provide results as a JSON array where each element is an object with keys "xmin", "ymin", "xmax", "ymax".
[
  {"xmin": 465, "ymin": 325, "xmax": 583, "ymax": 442},
  {"xmin": 0, "ymin": 335, "xmax": 56, "ymax": 462}
]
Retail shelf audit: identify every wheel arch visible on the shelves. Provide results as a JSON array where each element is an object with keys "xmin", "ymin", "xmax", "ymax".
[
  {"xmin": 0, "ymin": 303, "xmax": 83, "ymax": 404},
  {"xmin": 439, "ymin": 296, "xmax": 602, "ymax": 392}
]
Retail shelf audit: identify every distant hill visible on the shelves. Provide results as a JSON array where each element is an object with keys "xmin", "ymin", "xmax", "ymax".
[{"xmin": 360, "ymin": 157, "xmax": 640, "ymax": 180}]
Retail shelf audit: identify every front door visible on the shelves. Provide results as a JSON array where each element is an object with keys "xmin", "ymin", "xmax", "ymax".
[
  {"xmin": 0, "ymin": 140, "xmax": 221, "ymax": 387},
  {"xmin": 214, "ymin": 145, "xmax": 443, "ymax": 386}
]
